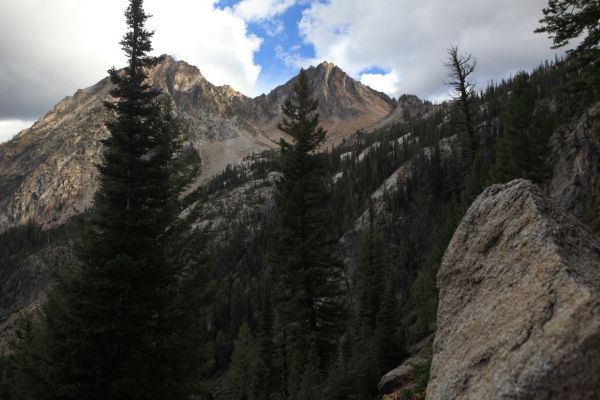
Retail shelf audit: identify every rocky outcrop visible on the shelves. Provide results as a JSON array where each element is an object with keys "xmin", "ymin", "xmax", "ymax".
[
  {"xmin": 379, "ymin": 335, "xmax": 433, "ymax": 399},
  {"xmin": 370, "ymin": 94, "xmax": 437, "ymax": 132},
  {"xmin": 0, "ymin": 78, "xmax": 111, "ymax": 231},
  {"xmin": 427, "ymin": 179, "xmax": 600, "ymax": 399},
  {"xmin": 551, "ymin": 101, "xmax": 600, "ymax": 229}
]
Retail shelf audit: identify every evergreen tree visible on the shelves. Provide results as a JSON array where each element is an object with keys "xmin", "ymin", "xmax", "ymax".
[
  {"xmin": 270, "ymin": 69, "xmax": 346, "ymax": 398},
  {"xmin": 9, "ymin": 1, "xmax": 203, "ymax": 399},
  {"xmin": 445, "ymin": 45, "xmax": 478, "ymax": 158},
  {"xmin": 324, "ymin": 331, "xmax": 355, "ymax": 400},
  {"xmin": 536, "ymin": 0, "xmax": 600, "ymax": 60},
  {"xmin": 354, "ymin": 206, "xmax": 385, "ymax": 332},
  {"xmin": 528, "ymin": 104, "xmax": 555, "ymax": 183},
  {"xmin": 373, "ymin": 281, "xmax": 404, "ymax": 372},
  {"xmin": 221, "ymin": 324, "xmax": 259, "ymax": 400},
  {"xmin": 537, "ymin": 1, "xmax": 600, "ymax": 98},
  {"xmin": 254, "ymin": 290, "xmax": 277, "ymax": 400},
  {"xmin": 491, "ymin": 72, "xmax": 553, "ymax": 184},
  {"xmin": 491, "ymin": 73, "xmax": 536, "ymax": 182}
]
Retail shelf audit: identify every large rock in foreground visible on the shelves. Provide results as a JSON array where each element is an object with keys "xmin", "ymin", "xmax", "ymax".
[{"xmin": 427, "ymin": 179, "xmax": 600, "ymax": 399}]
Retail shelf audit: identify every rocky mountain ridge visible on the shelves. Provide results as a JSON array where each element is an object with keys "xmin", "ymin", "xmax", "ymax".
[{"xmin": 0, "ymin": 55, "xmax": 431, "ymax": 232}]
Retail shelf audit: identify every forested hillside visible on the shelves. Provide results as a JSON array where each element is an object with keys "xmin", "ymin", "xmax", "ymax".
[
  {"xmin": 1, "ymin": 0, "xmax": 599, "ymax": 399},
  {"xmin": 144, "ymin": 53, "xmax": 598, "ymax": 399}
]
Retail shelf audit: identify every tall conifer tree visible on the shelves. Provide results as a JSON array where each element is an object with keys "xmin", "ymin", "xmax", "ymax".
[
  {"xmin": 9, "ymin": 1, "xmax": 203, "ymax": 399},
  {"xmin": 270, "ymin": 70, "xmax": 346, "ymax": 398},
  {"xmin": 445, "ymin": 45, "xmax": 478, "ymax": 159},
  {"xmin": 491, "ymin": 72, "xmax": 553, "ymax": 184}
]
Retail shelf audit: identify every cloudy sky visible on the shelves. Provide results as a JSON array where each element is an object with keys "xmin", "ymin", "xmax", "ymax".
[{"xmin": 0, "ymin": 0, "xmax": 565, "ymax": 142}]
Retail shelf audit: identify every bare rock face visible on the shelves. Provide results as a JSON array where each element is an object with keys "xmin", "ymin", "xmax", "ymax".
[
  {"xmin": 370, "ymin": 94, "xmax": 437, "ymax": 132},
  {"xmin": 0, "ymin": 78, "xmax": 111, "ymax": 230},
  {"xmin": 250, "ymin": 61, "xmax": 397, "ymax": 145},
  {"xmin": 551, "ymin": 101, "xmax": 600, "ymax": 229},
  {"xmin": 427, "ymin": 179, "xmax": 600, "ymax": 400}
]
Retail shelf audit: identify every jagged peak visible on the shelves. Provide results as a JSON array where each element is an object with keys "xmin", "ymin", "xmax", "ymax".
[
  {"xmin": 316, "ymin": 60, "xmax": 338, "ymax": 70},
  {"xmin": 311, "ymin": 60, "xmax": 344, "ymax": 77},
  {"xmin": 154, "ymin": 54, "xmax": 203, "ymax": 77},
  {"xmin": 152, "ymin": 56, "xmax": 247, "ymax": 99}
]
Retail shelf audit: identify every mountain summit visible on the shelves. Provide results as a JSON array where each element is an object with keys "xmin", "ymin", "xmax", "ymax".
[
  {"xmin": 250, "ymin": 61, "xmax": 397, "ymax": 143},
  {"xmin": 0, "ymin": 56, "xmax": 427, "ymax": 231}
]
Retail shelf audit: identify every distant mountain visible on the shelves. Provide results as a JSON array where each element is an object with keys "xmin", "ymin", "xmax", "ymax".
[
  {"xmin": 0, "ymin": 55, "xmax": 430, "ymax": 231},
  {"xmin": 250, "ymin": 61, "xmax": 397, "ymax": 144}
]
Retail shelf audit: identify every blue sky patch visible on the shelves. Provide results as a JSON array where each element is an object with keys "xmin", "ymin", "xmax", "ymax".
[
  {"xmin": 214, "ymin": 0, "xmax": 238, "ymax": 10},
  {"xmin": 251, "ymin": 2, "xmax": 316, "ymax": 94},
  {"xmin": 359, "ymin": 66, "xmax": 389, "ymax": 76},
  {"xmin": 215, "ymin": 0, "xmax": 317, "ymax": 95}
]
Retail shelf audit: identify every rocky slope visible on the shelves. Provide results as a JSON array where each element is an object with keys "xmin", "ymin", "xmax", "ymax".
[
  {"xmin": 0, "ymin": 244, "xmax": 72, "ymax": 353},
  {"xmin": 250, "ymin": 61, "xmax": 397, "ymax": 145},
  {"xmin": 427, "ymin": 179, "xmax": 600, "ymax": 399},
  {"xmin": 0, "ymin": 56, "xmax": 422, "ymax": 231},
  {"xmin": 0, "ymin": 56, "xmax": 258, "ymax": 231},
  {"xmin": 551, "ymin": 101, "xmax": 600, "ymax": 228},
  {"xmin": 0, "ymin": 56, "xmax": 419, "ymax": 232}
]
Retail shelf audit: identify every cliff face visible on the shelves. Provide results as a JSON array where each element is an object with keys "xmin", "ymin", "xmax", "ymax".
[
  {"xmin": 427, "ymin": 179, "xmax": 600, "ymax": 400},
  {"xmin": 550, "ymin": 101, "xmax": 600, "ymax": 228},
  {"xmin": 0, "ymin": 56, "xmax": 413, "ymax": 232},
  {"xmin": 0, "ymin": 78, "xmax": 111, "ymax": 230}
]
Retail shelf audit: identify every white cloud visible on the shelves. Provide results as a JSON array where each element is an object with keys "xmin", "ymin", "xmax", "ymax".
[
  {"xmin": 232, "ymin": 0, "xmax": 297, "ymax": 22},
  {"xmin": 148, "ymin": 0, "xmax": 262, "ymax": 95},
  {"xmin": 0, "ymin": 0, "xmax": 575, "ymax": 120},
  {"xmin": 0, "ymin": 0, "xmax": 265, "ymax": 120},
  {"xmin": 0, "ymin": 120, "xmax": 33, "ymax": 143},
  {"xmin": 360, "ymin": 70, "xmax": 400, "ymax": 94},
  {"xmin": 0, "ymin": 0, "xmax": 125, "ymax": 119},
  {"xmin": 298, "ymin": 0, "xmax": 566, "ymax": 100},
  {"xmin": 262, "ymin": 18, "xmax": 285, "ymax": 36},
  {"xmin": 275, "ymin": 44, "xmax": 306, "ymax": 68}
]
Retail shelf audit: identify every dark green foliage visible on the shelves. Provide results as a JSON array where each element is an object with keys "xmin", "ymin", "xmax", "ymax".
[
  {"xmin": 536, "ymin": 0, "xmax": 600, "ymax": 56},
  {"xmin": 220, "ymin": 324, "xmax": 260, "ymax": 400},
  {"xmin": 0, "ymin": 223, "xmax": 68, "ymax": 266},
  {"xmin": 399, "ymin": 358, "xmax": 431, "ymax": 400},
  {"xmin": 445, "ymin": 45, "xmax": 478, "ymax": 158},
  {"xmin": 7, "ymin": 1, "xmax": 205, "ymax": 399},
  {"xmin": 253, "ymin": 290, "xmax": 278, "ymax": 400},
  {"xmin": 537, "ymin": 1, "xmax": 600, "ymax": 108},
  {"xmin": 491, "ymin": 73, "xmax": 554, "ymax": 184},
  {"xmin": 5, "ymin": 314, "xmax": 48, "ymax": 399},
  {"xmin": 270, "ymin": 70, "xmax": 346, "ymax": 397},
  {"xmin": 374, "ymin": 282, "xmax": 404, "ymax": 371},
  {"xmin": 112, "ymin": 39, "xmax": 600, "ymax": 400},
  {"xmin": 322, "ymin": 211, "xmax": 405, "ymax": 399},
  {"xmin": 0, "ymin": 222, "xmax": 72, "ymax": 319},
  {"xmin": 354, "ymin": 207, "xmax": 386, "ymax": 331},
  {"xmin": 5, "ymin": 16, "xmax": 600, "ymax": 400}
]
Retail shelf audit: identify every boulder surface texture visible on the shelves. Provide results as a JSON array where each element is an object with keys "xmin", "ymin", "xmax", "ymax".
[{"xmin": 427, "ymin": 179, "xmax": 600, "ymax": 400}]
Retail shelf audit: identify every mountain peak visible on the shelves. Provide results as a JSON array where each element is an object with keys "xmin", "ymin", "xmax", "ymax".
[
  {"xmin": 316, "ymin": 60, "xmax": 338, "ymax": 70},
  {"xmin": 0, "ymin": 56, "xmax": 424, "ymax": 230},
  {"xmin": 310, "ymin": 60, "xmax": 345, "ymax": 79}
]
